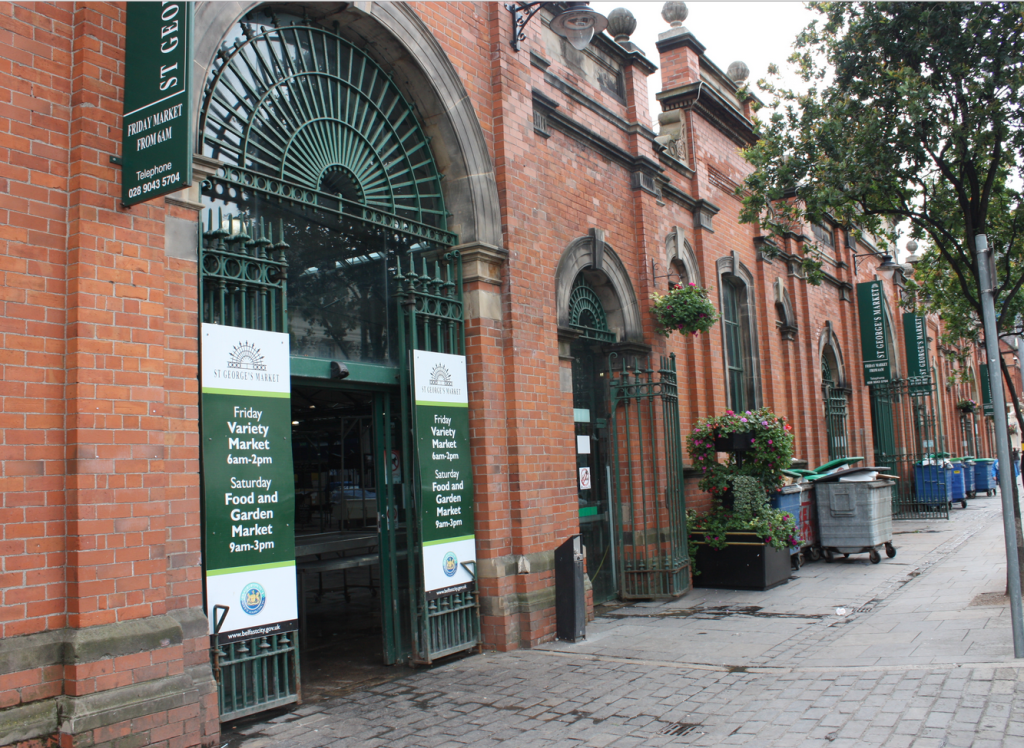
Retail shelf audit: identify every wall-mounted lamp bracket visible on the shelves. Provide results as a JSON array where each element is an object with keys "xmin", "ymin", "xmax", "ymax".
[
  {"xmin": 506, "ymin": 2, "xmax": 546, "ymax": 52},
  {"xmin": 651, "ymin": 260, "xmax": 683, "ymax": 290}
]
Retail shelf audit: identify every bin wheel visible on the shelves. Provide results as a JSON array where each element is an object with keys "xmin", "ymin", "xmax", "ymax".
[
  {"xmin": 885, "ymin": 543, "xmax": 896, "ymax": 559},
  {"xmin": 824, "ymin": 549, "xmax": 834, "ymax": 563},
  {"xmin": 869, "ymin": 549, "xmax": 881, "ymax": 564},
  {"xmin": 791, "ymin": 554, "xmax": 802, "ymax": 571},
  {"xmin": 961, "ymin": 500, "xmax": 968, "ymax": 509},
  {"xmin": 843, "ymin": 553, "xmax": 850, "ymax": 559},
  {"xmin": 948, "ymin": 501, "xmax": 953, "ymax": 509},
  {"xmin": 810, "ymin": 546, "xmax": 821, "ymax": 562}
]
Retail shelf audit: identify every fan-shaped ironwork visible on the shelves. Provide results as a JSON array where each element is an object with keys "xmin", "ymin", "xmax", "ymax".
[
  {"xmin": 569, "ymin": 275, "xmax": 616, "ymax": 342},
  {"xmin": 200, "ymin": 12, "xmax": 447, "ymax": 233}
]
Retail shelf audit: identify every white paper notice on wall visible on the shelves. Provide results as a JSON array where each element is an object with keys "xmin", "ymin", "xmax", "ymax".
[
  {"xmin": 579, "ymin": 467, "xmax": 592, "ymax": 490},
  {"xmin": 576, "ymin": 435, "xmax": 591, "ymax": 454}
]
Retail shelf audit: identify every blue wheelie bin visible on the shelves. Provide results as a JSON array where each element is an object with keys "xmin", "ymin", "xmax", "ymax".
[
  {"xmin": 915, "ymin": 459, "xmax": 954, "ymax": 507},
  {"xmin": 974, "ymin": 458, "xmax": 997, "ymax": 496},
  {"xmin": 960, "ymin": 457, "xmax": 976, "ymax": 501},
  {"xmin": 950, "ymin": 461, "xmax": 967, "ymax": 508}
]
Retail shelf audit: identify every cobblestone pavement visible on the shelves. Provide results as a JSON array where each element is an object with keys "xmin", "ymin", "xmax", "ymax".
[{"xmin": 229, "ymin": 493, "xmax": 1024, "ymax": 747}]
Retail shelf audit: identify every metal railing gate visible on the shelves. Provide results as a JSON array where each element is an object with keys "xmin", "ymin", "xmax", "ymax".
[
  {"xmin": 396, "ymin": 252, "xmax": 480, "ymax": 662},
  {"xmin": 200, "ymin": 215, "xmax": 301, "ymax": 719},
  {"xmin": 870, "ymin": 376, "xmax": 949, "ymax": 520},
  {"xmin": 609, "ymin": 353, "xmax": 690, "ymax": 598}
]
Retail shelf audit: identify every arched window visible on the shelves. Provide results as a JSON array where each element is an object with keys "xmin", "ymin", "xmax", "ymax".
[{"xmin": 717, "ymin": 254, "xmax": 760, "ymax": 412}]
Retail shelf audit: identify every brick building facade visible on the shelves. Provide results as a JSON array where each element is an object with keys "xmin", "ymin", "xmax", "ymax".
[{"xmin": 0, "ymin": 2, "xmax": 994, "ymax": 747}]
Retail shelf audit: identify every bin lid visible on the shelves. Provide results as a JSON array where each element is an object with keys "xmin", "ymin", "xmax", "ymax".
[
  {"xmin": 812, "ymin": 457, "xmax": 864, "ymax": 474},
  {"xmin": 783, "ymin": 468, "xmax": 817, "ymax": 478},
  {"xmin": 974, "ymin": 458, "xmax": 996, "ymax": 464},
  {"xmin": 808, "ymin": 466, "xmax": 891, "ymax": 483}
]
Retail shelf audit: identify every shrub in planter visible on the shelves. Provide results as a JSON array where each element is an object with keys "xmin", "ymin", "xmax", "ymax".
[
  {"xmin": 686, "ymin": 475, "xmax": 799, "ymax": 585},
  {"xmin": 957, "ymin": 399, "xmax": 977, "ymax": 413},
  {"xmin": 649, "ymin": 283, "xmax": 719, "ymax": 337}
]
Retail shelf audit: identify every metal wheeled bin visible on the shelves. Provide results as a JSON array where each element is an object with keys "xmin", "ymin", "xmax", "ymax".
[
  {"xmin": 974, "ymin": 458, "xmax": 997, "ymax": 495},
  {"xmin": 813, "ymin": 477, "xmax": 896, "ymax": 564}
]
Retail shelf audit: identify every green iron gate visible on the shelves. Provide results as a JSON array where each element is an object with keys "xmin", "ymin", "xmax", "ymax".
[
  {"xmin": 870, "ymin": 375, "xmax": 949, "ymax": 520},
  {"xmin": 199, "ymin": 7, "xmax": 470, "ymax": 717},
  {"xmin": 200, "ymin": 215, "xmax": 301, "ymax": 719},
  {"xmin": 609, "ymin": 353, "xmax": 690, "ymax": 598},
  {"xmin": 395, "ymin": 252, "xmax": 480, "ymax": 662},
  {"xmin": 822, "ymin": 358, "xmax": 849, "ymax": 460}
]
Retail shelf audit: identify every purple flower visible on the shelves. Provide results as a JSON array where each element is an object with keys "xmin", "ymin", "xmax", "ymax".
[
  {"xmin": 762, "ymin": 421, "xmax": 768, "ymax": 427},
  {"xmin": 740, "ymin": 417, "xmax": 748, "ymax": 423},
  {"xmin": 751, "ymin": 438, "xmax": 755, "ymax": 444}
]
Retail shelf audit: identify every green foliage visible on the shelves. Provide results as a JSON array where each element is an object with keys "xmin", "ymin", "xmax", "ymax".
[
  {"xmin": 740, "ymin": 2, "xmax": 1024, "ymax": 333},
  {"xmin": 686, "ymin": 408, "xmax": 795, "ymax": 496},
  {"xmin": 730, "ymin": 475, "xmax": 770, "ymax": 520},
  {"xmin": 649, "ymin": 283, "xmax": 719, "ymax": 337}
]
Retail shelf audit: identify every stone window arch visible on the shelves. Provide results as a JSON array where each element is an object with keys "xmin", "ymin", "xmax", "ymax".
[
  {"xmin": 555, "ymin": 230, "xmax": 643, "ymax": 343},
  {"xmin": 716, "ymin": 252, "xmax": 761, "ymax": 411},
  {"xmin": 665, "ymin": 226, "xmax": 701, "ymax": 289},
  {"xmin": 773, "ymin": 278, "xmax": 797, "ymax": 341}
]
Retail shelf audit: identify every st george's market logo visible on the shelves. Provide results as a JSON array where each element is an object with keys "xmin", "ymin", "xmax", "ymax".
[
  {"xmin": 423, "ymin": 363, "xmax": 461, "ymax": 396},
  {"xmin": 212, "ymin": 341, "xmax": 280, "ymax": 384}
]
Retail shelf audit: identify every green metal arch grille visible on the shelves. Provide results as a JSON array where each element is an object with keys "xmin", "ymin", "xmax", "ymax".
[
  {"xmin": 822, "ymin": 356, "xmax": 833, "ymax": 384},
  {"xmin": 569, "ymin": 275, "xmax": 616, "ymax": 343},
  {"xmin": 200, "ymin": 11, "xmax": 450, "ymax": 240}
]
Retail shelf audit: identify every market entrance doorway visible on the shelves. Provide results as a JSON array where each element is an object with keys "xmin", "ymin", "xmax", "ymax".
[{"xmin": 290, "ymin": 382, "xmax": 412, "ymax": 699}]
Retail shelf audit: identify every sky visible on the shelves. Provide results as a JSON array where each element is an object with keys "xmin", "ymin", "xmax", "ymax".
[{"xmin": 591, "ymin": 1, "xmax": 819, "ymax": 118}]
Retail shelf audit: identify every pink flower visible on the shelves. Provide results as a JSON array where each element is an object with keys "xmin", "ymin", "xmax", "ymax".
[
  {"xmin": 768, "ymin": 439, "xmax": 773, "ymax": 445},
  {"xmin": 751, "ymin": 439, "xmax": 755, "ymax": 444},
  {"xmin": 726, "ymin": 410, "xmax": 734, "ymax": 415},
  {"xmin": 762, "ymin": 421, "xmax": 768, "ymax": 427},
  {"xmin": 689, "ymin": 282, "xmax": 696, "ymax": 287},
  {"xmin": 740, "ymin": 417, "xmax": 748, "ymax": 423}
]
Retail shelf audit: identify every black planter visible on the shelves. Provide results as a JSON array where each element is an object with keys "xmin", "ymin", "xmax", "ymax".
[
  {"xmin": 713, "ymin": 431, "xmax": 756, "ymax": 452},
  {"xmin": 691, "ymin": 532, "xmax": 791, "ymax": 591}
]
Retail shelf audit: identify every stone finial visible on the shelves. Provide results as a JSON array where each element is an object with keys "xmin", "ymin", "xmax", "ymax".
[
  {"xmin": 727, "ymin": 61, "xmax": 750, "ymax": 83},
  {"xmin": 662, "ymin": 2, "xmax": 688, "ymax": 28},
  {"xmin": 607, "ymin": 8, "xmax": 637, "ymax": 43},
  {"xmin": 906, "ymin": 239, "xmax": 919, "ymax": 253}
]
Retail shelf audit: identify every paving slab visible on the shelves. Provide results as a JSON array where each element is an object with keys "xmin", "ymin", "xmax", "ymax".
[{"xmin": 224, "ymin": 484, "xmax": 1024, "ymax": 747}]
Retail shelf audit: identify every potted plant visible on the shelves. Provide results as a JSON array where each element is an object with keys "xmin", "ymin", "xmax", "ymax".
[
  {"xmin": 686, "ymin": 475, "xmax": 798, "ymax": 590},
  {"xmin": 649, "ymin": 282, "xmax": 719, "ymax": 337},
  {"xmin": 687, "ymin": 408, "xmax": 795, "ymax": 500},
  {"xmin": 957, "ymin": 399, "xmax": 977, "ymax": 413}
]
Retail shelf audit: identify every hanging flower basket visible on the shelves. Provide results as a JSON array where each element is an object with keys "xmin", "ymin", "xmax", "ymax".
[
  {"xmin": 957, "ymin": 399, "xmax": 977, "ymax": 413},
  {"xmin": 687, "ymin": 408, "xmax": 795, "ymax": 497},
  {"xmin": 650, "ymin": 283, "xmax": 719, "ymax": 337}
]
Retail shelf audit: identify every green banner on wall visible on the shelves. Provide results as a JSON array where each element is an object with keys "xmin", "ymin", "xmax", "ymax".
[
  {"xmin": 201, "ymin": 323, "xmax": 296, "ymax": 643},
  {"xmin": 980, "ymin": 363, "xmax": 995, "ymax": 417},
  {"xmin": 902, "ymin": 313, "xmax": 931, "ymax": 395},
  {"xmin": 412, "ymin": 351, "xmax": 476, "ymax": 601},
  {"xmin": 121, "ymin": 2, "xmax": 193, "ymax": 206},
  {"xmin": 856, "ymin": 281, "xmax": 892, "ymax": 386}
]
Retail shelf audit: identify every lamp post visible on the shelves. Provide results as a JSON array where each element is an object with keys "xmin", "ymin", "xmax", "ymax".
[
  {"xmin": 506, "ymin": 2, "xmax": 608, "ymax": 52},
  {"xmin": 976, "ymin": 233, "xmax": 1024, "ymax": 658}
]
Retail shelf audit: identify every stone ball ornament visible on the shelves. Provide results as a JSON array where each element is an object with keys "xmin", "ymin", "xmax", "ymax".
[
  {"xmin": 607, "ymin": 8, "xmax": 637, "ymax": 43},
  {"xmin": 662, "ymin": 2, "xmax": 689, "ymax": 28},
  {"xmin": 727, "ymin": 61, "xmax": 750, "ymax": 83}
]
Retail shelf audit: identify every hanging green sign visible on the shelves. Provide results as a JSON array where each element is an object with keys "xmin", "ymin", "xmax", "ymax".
[
  {"xmin": 980, "ymin": 363, "xmax": 995, "ymax": 417},
  {"xmin": 121, "ymin": 1, "xmax": 193, "ymax": 206},
  {"xmin": 902, "ymin": 313, "xmax": 931, "ymax": 395},
  {"xmin": 856, "ymin": 281, "xmax": 892, "ymax": 386},
  {"xmin": 201, "ymin": 323, "xmax": 296, "ymax": 643},
  {"xmin": 412, "ymin": 351, "xmax": 476, "ymax": 601}
]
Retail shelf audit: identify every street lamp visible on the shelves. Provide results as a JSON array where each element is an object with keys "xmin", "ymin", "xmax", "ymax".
[
  {"xmin": 506, "ymin": 2, "xmax": 608, "ymax": 52},
  {"xmin": 851, "ymin": 250, "xmax": 899, "ymax": 281}
]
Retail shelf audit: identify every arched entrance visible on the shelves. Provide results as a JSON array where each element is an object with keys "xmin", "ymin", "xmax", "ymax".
[{"xmin": 197, "ymin": 6, "xmax": 494, "ymax": 719}]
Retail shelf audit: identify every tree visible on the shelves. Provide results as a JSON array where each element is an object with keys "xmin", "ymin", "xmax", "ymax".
[{"xmin": 739, "ymin": 1, "xmax": 1024, "ymax": 589}]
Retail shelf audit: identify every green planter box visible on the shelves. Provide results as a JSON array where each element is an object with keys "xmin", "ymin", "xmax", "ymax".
[{"xmin": 691, "ymin": 532, "xmax": 791, "ymax": 591}]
